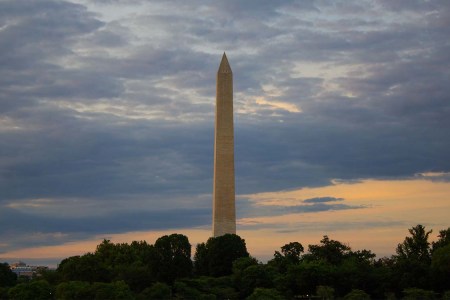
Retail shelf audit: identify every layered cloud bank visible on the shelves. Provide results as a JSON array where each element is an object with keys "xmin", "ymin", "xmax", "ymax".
[{"xmin": 1, "ymin": 0, "xmax": 449, "ymax": 264}]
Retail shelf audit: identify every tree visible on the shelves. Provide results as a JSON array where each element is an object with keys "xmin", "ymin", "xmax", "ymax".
[
  {"xmin": 431, "ymin": 244, "xmax": 450, "ymax": 292},
  {"xmin": 393, "ymin": 225, "xmax": 433, "ymax": 290},
  {"xmin": 335, "ymin": 249, "xmax": 377, "ymax": 296},
  {"xmin": 38, "ymin": 269, "xmax": 61, "ymax": 286},
  {"xmin": 129, "ymin": 240, "xmax": 157, "ymax": 266},
  {"xmin": 306, "ymin": 235, "xmax": 351, "ymax": 265},
  {"xmin": 0, "ymin": 287, "xmax": 9, "ymax": 300},
  {"xmin": 281, "ymin": 242, "xmax": 304, "ymax": 262},
  {"xmin": 176, "ymin": 276, "xmax": 238, "ymax": 299},
  {"xmin": 269, "ymin": 242, "xmax": 304, "ymax": 274},
  {"xmin": 57, "ymin": 253, "xmax": 110, "ymax": 283},
  {"xmin": 349, "ymin": 249, "xmax": 376, "ymax": 263},
  {"xmin": 173, "ymin": 281, "xmax": 204, "ymax": 299},
  {"xmin": 154, "ymin": 233, "xmax": 192, "ymax": 283},
  {"xmin": 0, "ymin": 262, "xmax": 17, "ymax": 287},
  {"xmin": 138, "ymin": 282, "xmax": 171, "ymax": 300},
  {"xmin": 90, "ymin": 281, "xmax": 133, "ymax": 300},
  {"xmin": 94, "ymin": 239, "xmax": 157, "ymax": 292},
  {"xmin": 370, "ymin": 257, "xmax": 396, "ymax": 298},
  {"xmin": 396, "ymin": 224, "xmax": 432, "ymax": 263},
  {"xmin": 287, "ymin": 260, "xmax": 335, "ymax": 296},
  {"xmin": 238, "ymin": 264, "xmax": 275, "ymax": 298},
  {"xmin": 194, "ymin": 242, "xmax": 209, "ymax": 276},
  {"xmin": 443, "ymin": 291, "xmax": 450, "ymax": 300},
  {"xmin": 55, "ymin": 281, "xmax": 91, "ymax": 300},
  {"xmin": 95, "ymin": 239, "xmax": 117, "ymax": 265},
  {"xmin": 432, "ymin": 227, "xmax": 450, "ymax": 252},
  {"xmin": 194, "ymin": 234, "xmax": 249, "ymax": 277},
  {"xmin": 233, "ymin": 256, "xmax": 259, "ymax": 277},
  {"xmin": 113, "ymin": 264, "xmax": 156, "ymax": 293},
  {"xmin": 316, "ymin": 285, "xmax": 334, "ymax": 300},
  {"xmin": 246, "ymin": 288, "xmax": 284, "ymax": 300},
  {"xmin": 402, "ymin": 287, "xmax": 436, "ymax": 300},
  {"xmin": 8, "ymin": 280, "xmax": 53, "ymax": 300},
  {"xmin": 343, "ymin": 289, "xmax": 370, "ymax": 300}
]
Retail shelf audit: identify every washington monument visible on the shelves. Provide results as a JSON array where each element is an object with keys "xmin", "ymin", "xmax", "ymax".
[{"xmin": 213, "ymin": 53, "xmax": 236, "ymax": 237}]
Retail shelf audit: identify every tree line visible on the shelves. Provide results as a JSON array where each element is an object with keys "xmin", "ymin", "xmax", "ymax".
[{"xmin": 1, "ymin": 224, "xmax": 449, "ymax": 299}]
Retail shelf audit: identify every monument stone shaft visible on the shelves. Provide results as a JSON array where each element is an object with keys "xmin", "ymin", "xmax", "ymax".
[{"xmin": 213, "ymin": 53, "xmax": 236, "ymax": 237}]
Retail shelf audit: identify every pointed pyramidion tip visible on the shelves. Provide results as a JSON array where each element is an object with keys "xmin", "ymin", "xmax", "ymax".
[{"xmin": 218, "ymin": 52, "xmax": 232, "ymax": 74}]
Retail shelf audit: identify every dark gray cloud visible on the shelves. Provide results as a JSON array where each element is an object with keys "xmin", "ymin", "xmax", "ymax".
[
  {"xmin": 0, "ymin": 119, "xmax": 214, "ymax": 201},
  {"xmin": 303, "ymin": 197, "xmax": 344, "ymax": 203},
  {"xmin": 0, "ymin": 0, "xmax": 103, "ymax": 69},
  {"xmin": 0, "ymin": 206, "xmax": 210, "ymax": 252},
  {"xmin": 237, "ymin": 197, "xmax": 364, "ymax": 219},
  {"xmin": 0, "ymin": 0, "xmax": 449, "ymax": 254}
]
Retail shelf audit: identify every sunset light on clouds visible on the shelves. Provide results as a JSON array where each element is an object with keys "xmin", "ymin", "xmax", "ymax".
[{"xmin": 1, "ymin": 0, "xmax": 449, "ymax": 267}]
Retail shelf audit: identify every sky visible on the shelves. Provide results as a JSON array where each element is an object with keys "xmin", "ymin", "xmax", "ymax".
[{"xmin": 1, "ymin": 0, "xmax": 450, "ymax": 267}]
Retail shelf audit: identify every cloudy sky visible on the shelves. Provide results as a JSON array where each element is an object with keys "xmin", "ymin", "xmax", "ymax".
[{"xmin": 1, "ymin": 0, "xmax": 450, "ymax": 266}]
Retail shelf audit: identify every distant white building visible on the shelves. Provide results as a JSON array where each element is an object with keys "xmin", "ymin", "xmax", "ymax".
[{"xmin": 10, "ymin": 261, "xmax": 48, "ymax": 278}]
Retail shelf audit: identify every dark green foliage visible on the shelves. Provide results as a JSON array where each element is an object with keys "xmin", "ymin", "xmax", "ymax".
[
  {"xmin": 138, "ymin": 282, "xmax": 171, "ymax": 300},
  {"xmin": 305, "ymin": 235, "xmax": 351, "ymax": 265},
  {"xmin": 432, "ymin": 228, "xmax": 450, "ymax": 252},
  {"xmin": 343, "ymin": 289, "xmax": 370, "ymax": 300},
  {"xmin": 232, "ymin": 257, "xmax": 259, "ymax": 297},
  {"xmin": 246, "ymin": 287, "xmax": 284, "ymax": 300},
  {"xmin": 90, "ymin": 281, "xmax": 134, "ymax": 300},
  {"xmin": 173, "ymin": 280, "xmax": 205, "ymax": 299},
  {"xmin": 55, "ymin": 281, "xmax": 91, "ymax": 299},
  {"xmin": 114, "ymin": 264, "xmax": 155, "ymax": 293},
  {"xmin": 281, "ymin": 242, "xmax": 304, "ymax": 263},
  {"xmin": 443, "ymin": 291, "xmax": 450, "ymax": 300},
  {"xmin": 55, "ymin": 281, "xmax": 133, "ymax": 300},
  {"xmin": 432, "ymin": 243, "xmax": 450, "ymax": 271},
  {"xmin": 178, "ymin": 276, "xmax": 238, "ymax": 299},
  {"xmin": 271, "ymin": 274, "xmax": 292, "ymax": 299},
  {"xmin": 0, "ymin": 287, "xmax": 9, "ymax": 299},
  {"xmin": 271, "ymin": 236, "xmax": 380, "ymax": 298},
  {"xmin": 393, "ymin": 225, "xmax": 433, "ymax": 291},
  {"xmin": 372, "ymin": 257, "xmax": 398, "ymax": 297},
  {"xmin": 287, "ymin": 260, "xmax": 336, "ymax": 296},
  {"xmin": 107, "ymin": 240, "xmax": 157, "ymax": 291},
  {"xmin": 396, "ymin": 225, "xmax": 432, "ymax": 263},
  {"xmin": 402, "ymin": 287, "xmax": 436, "ymax": 300},
  {"xmin": 334, "ymin": 250, "xmax": 377, "ymax": 296},
  {"xmin": 8, "ymin": 280, "xmax": 53, "ymax": 300},
  {"xmin": 237, "ymin": 264, "xmax": 275, "ymax": 298},
  {"xmin": 38, "ymin": 269, "xmax": 60, "ymax": 286},
  {"xmin": 0, "ymin": 262, "xmax": 17, "ymax": 287},
  {"xmin": 207, "ymin": 234, "xmax": 249, "ymax": 277},
  {"xmin": 316, "ymin": 285, "xmax": 334, "ymax": 299},
  {"xmin": 58, "ymin": 253, "xmax": 111, "ymax": 283},
  {"xmin": 154, "ymin": 233, "xmax": 192, "ymax": 283},
  {"xmin": 57, "ymin": 239, "xmax": 159, "ymax": 291},
  {"xmin": 194, "ymin": 234, "xmax": 249, "ymax": 277},
  {"xmin": 430, "ymin": 227, "xmax": 450, "ymax": 292},
  {"xmin": 268, "ymin": 242, "xmax": 304, "ymax": 274},
  {"xmin": 431, "ymin": 244, "xmax": 450, "ymax": 292},
  {"xmin": 232, "ymin": 256, "xmax": 259, "ymax": 276},
  {"xmin": 194, "ymin": 242, "xmax": 209, "ymax": 276}
]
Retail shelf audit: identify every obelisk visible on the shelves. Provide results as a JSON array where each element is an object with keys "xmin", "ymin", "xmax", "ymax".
[{"xmin": 213, "ymin": 53, "xmax": 236, "ymax": 237}]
